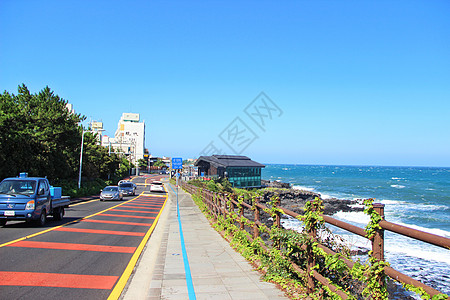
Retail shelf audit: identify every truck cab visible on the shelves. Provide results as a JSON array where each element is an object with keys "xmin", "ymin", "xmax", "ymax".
[{"xmin": 0, "ymin": 173, "xmax": 70, "ymax": 226}]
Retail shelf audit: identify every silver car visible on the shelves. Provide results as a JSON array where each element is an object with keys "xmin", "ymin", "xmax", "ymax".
[
  {"xmin": 100, "ymin": 186, "xmax": 123, "ymax": 201},
  {"xmin": 119, "ymin": 181, "xmax": 137, "ymax": 196}
]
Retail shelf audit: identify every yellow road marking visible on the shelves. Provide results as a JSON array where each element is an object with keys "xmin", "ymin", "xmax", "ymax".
[
  {"xmin": 70, "ymin": 199, "xmax": 99, "ymax": 206},
  {"xmin": 0, "ymin": 193, "xmax": 143, "ymax": 248},
  {"xmin": 107, "ymin": 194, "xmax": 168, "ymax": 300}
]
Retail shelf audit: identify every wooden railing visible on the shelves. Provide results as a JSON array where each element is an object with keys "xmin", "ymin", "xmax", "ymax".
[{"xmin": 181, "ymin": 182, "xmax": 450, "ymax": 299}]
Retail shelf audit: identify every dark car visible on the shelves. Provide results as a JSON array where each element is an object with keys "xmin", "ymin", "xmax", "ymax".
[{"xmin": 119, "ymin": 181, "xmax": 137, "ymax": 196}]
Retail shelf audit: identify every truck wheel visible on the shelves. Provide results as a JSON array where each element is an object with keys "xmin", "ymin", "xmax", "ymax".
[
  {"xmin": 54, "ymin": 207, "xmax": 64, "ymax": 221},
  {"xmin": 0, "ymin": 219, "xmax": 6, "ymax": 226},
  {"xmin": 37, "ymin": 210, "xmax": 47, "ymax": 226}
]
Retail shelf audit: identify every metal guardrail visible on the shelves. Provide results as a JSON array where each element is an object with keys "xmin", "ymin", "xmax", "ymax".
[{"xmin": 181, "ymin": 182, "xmax": 450, "ymax": 299}]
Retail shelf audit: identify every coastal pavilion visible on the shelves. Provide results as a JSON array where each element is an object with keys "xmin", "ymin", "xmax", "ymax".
[{"xmin": 195, "ymin": 155, "xmax": 265, "ymax": 188}]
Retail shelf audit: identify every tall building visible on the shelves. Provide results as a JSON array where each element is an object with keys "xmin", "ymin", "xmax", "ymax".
[
  {"xmin": 113, "ymin": 113, "xmax": 145, "ymax": 165},
  {"xmin": 91, "ymin": 121, "xmax": 105, "ymax": 144}
]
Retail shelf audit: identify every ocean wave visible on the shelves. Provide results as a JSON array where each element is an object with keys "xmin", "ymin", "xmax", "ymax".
[
  {"xmin": 391, "ymin": 177, "xmax": 404, "ymax": 180},
  {"xmin": 284, "ymin": 212, "xmax": 450, "ymax": 270},
  {"xmin": 386, "ymin": 244, "xmax": 450, "ymax": 265},
  {"xmin": 381, "ymin": 200, "xmax": 449, "ymax": 212},
  {"xmin": 281, "ymin": 216, "xmax": 304, "ymax": 232},
  {"xmin": 395, "ymin": 222, "xmax": 450, "ymax": 238},
  {"xmin": 413, "ymin": 204, "xmax": 450, "ymax": 212},
  {"xmin": 390, "ymin": 184, "xmax": 406, "ymax": 189},
  {"xmin": 292, "ymin": 185, "xmax": 315, "ymax": 192},
  {"xmin": 319, "ymin": 193, "xmax": 334, "ymax": 200},
  {"xmin": 332, "ymin": 211, "xmax": 370, "ymax": 225},
  {"xmin": 380, "ymin": 199, "xmax": 406, "ymax": 205},
  {"xmin": 349, "ymin": 204, "xmax": 365, "ymax": 209}
]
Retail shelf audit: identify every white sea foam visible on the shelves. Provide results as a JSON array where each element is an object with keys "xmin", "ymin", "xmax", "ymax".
[
  {"xmin": 395, "ymin": 222, "xmax": 450, "ymax": 238},
  {"xmin": 332, "ymin": 211, "xmax": 370, "ymax": 225},
  {"xmin": 333, "ymin": 232, "xmax": 371, "ymax": 250},
  {"xmin": 390, "ymin": 184, "xmax": 406, "ymax": 189},
  {"xmin": 386, "ymin": 241, "xmax": 450, "ymax": 264},
  {"xmin": 292, "ymin": 185, "xmax": 315, "ymax": 192},
  {"xmin": 283, "ymin": 212, "xmax": 450, "ymax": 269},
  {"xmin": 414, "ymin": 204, "xmax": 449, "ymax": 211},
  {"xmin": 349, "ymin": 204, "xmax": 365, "ymax": 209},
  {"xmin": 319, "ymin": 193, "xmax": 334, "ymax": 200},
  {"xmin": 391, "ymin": 177, "xmax": 404, "ymax": 180},
  {"xmin": 281, "ymin": 216, "xmax": 304, "ymax": 232},
  {"xmin": 380, "ymin": 199, "xmax": 406, "ymax": 205},
  {"xmin": 381, "ymin": 199, "xmax": 448, "ymax": 213}
]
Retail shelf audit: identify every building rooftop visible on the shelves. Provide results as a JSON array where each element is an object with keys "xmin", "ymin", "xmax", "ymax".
[{"xmin": 195, "ymin": 155, "xmax": 265, "ymax": 168}]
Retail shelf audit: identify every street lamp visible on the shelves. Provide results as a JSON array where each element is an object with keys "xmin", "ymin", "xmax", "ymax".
[{"xmin": 78, "ymin": 129, "xmax": 89, "ymax": 189}]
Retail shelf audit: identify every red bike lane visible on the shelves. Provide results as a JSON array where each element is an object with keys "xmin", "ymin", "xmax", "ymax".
[{"xmin": 0, "ymin": 191, "xmax": 167, "ymax": 300}]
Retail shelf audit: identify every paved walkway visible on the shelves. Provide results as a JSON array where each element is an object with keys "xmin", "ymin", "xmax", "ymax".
[{"xmin": 121, "ymin": 183, "xmax": 288, "ymax": 300}]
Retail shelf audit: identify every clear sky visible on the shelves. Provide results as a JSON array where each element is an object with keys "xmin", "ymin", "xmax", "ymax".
[{"xmin": 1, "ymin": 1, "xmax": 449, "ymax": 167}]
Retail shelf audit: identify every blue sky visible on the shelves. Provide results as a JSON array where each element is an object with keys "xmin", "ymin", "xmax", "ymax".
[{"xmin": 1, "ymin": 1, "xmax": 449, "ymax": 167}]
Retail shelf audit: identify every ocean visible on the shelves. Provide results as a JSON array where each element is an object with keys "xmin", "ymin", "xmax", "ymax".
[{"xmin": 262, "ymin": 164, "xmax": 450, "ymax": 296}]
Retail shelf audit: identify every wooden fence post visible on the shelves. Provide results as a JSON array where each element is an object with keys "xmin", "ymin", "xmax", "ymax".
[
  {"xmin": 239, "ymin": 195, "xmax": 245, "ymax": 230},
  {"xmin": 275, "ymin": 197, "xmax": 281, "ymax": 228},
  {"xmin": 224, "ymin": 193, "xmax": 229, "ymax": 217},
  {"xmin": 253, "ymin": 197, "xmax": 261, "ymax": 239},
  {"xmin": 228, "ymin": 194, "xmax": 234, "ymax": 217},
  {"xmin": 306, "ymin": 199, "xmax": 317, "ymax": 293},
  {"xmin": 213, "ymin": 192, "xmax": 218, "ymax": 219},
  {"xmin": 218, "ymin": 193, "xmax": 223, "ymax": 217},
  {"xmin": 372, "ymin": 203, "xmax": 385, "ymax": 261},
  {"xmin": 203, "ymin": 188, "xmax": 206, "ymax": 208}
]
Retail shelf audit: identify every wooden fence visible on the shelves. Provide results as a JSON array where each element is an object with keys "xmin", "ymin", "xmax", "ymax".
[{"xmin": 181, "ymin": 182, "xmax": 450, "ymax": 299}]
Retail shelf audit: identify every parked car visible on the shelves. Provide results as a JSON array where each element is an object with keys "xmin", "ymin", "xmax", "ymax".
[
  {"xmin": 119, "ymin": 181, "xmax": 137, "ymax": 196},
  {"xmin": 100, "ymin": 186, "xmax": 123, "ymax": 201},
  {"xmin": 150, "ymin": 181, "xmax": 165, "ymax": 193}
]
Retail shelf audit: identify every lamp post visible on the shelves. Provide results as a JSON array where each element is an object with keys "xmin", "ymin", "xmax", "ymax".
[{"xmin": 78, "ymin": 129, "xmax": 89, "ymax": 189}]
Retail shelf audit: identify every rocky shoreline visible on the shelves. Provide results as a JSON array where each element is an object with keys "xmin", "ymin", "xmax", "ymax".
[{"xmin": 261, "ymin": 180, "xmax": 364, "ymax": 216}]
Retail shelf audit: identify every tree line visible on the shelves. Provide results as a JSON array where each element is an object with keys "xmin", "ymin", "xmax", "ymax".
[{"xmin": 0, "ymin": 84, "xmax": 130, "ymax": 195}]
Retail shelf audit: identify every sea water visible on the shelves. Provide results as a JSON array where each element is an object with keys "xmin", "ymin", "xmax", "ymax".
[{"xmin": 263, "ymin": 164, "xmax": 450, "ymax": 295}]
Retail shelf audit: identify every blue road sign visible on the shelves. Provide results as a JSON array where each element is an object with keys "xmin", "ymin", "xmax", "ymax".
[{"xmin": 172, "ymin": 157, "xmax": 183, "ymax": 169}]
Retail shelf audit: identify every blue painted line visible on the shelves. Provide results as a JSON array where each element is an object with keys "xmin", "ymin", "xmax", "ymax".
[{"xmin": 169, "ymin": 184, "xmax": 196, "ymax": 300}]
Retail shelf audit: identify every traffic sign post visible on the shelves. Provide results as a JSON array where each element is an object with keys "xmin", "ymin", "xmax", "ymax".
[
  {"xmin": 172, "ymin": 157, "xmax": 183, "ymax": 170},
  {"xmin": 172, "ymin": 158, "xmax": 182, "ymax": 216}
]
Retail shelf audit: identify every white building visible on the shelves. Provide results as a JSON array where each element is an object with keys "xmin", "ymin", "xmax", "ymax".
[
  {"xmin": 112, "ymin": 113, "xmax": 145, "ymax": 165},
  {"xmin": 91, "ymin": 121, "xmax": 105, "ymax": 144}
]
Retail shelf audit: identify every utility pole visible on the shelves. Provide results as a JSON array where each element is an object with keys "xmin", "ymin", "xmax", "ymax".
[{"xmin": 78, "ymin": 129, "xmax": 89, "ymax": 189}]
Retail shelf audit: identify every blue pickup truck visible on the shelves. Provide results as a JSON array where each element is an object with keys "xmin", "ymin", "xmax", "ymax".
[{"xmin": 0, "ymin": 173, "xmax": 70, "ymax": 226}]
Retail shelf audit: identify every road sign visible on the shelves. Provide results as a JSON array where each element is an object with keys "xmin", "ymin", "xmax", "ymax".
[{"xmin": 172, "ymin": 157, "xmax": 183, "ymax": 169}]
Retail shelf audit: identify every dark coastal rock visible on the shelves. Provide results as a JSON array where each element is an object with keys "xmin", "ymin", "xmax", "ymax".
[
  {"xmin": 261, "ymin": 179, "xmax": 291, "ymax": 189},
  {"xmin": 260, "ymin": 188, "xmax": 364, "ymax": 216}
]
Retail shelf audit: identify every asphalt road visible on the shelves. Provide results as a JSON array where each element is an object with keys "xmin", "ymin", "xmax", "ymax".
[{"xmin": 0, "ymin": 174, "xmax": 168, "ymax": 300}]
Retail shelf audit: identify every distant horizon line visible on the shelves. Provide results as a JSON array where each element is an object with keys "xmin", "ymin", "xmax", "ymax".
[{"xmin": 261, "ymin": 162, "xmax": 450, "ymax": 169}]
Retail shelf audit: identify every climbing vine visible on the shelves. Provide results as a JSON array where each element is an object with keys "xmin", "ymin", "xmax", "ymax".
[
  {"xmin": 363, "ymin": 198, "xmax": 383, "ymax": 239},
  {"xmin": 182, "ymin": 183, "xmax": 448, "ymax": 300}
]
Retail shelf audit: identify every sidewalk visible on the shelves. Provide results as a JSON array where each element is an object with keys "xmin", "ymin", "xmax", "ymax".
[{"xmin": 121, "ymin": 183, "xmax": 289, "ymax": 300}]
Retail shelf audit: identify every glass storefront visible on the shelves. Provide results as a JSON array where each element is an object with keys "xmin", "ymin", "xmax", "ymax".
[{"xmin": 227, "ymin": 167, "xmax": 262, "ymax": 188}]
